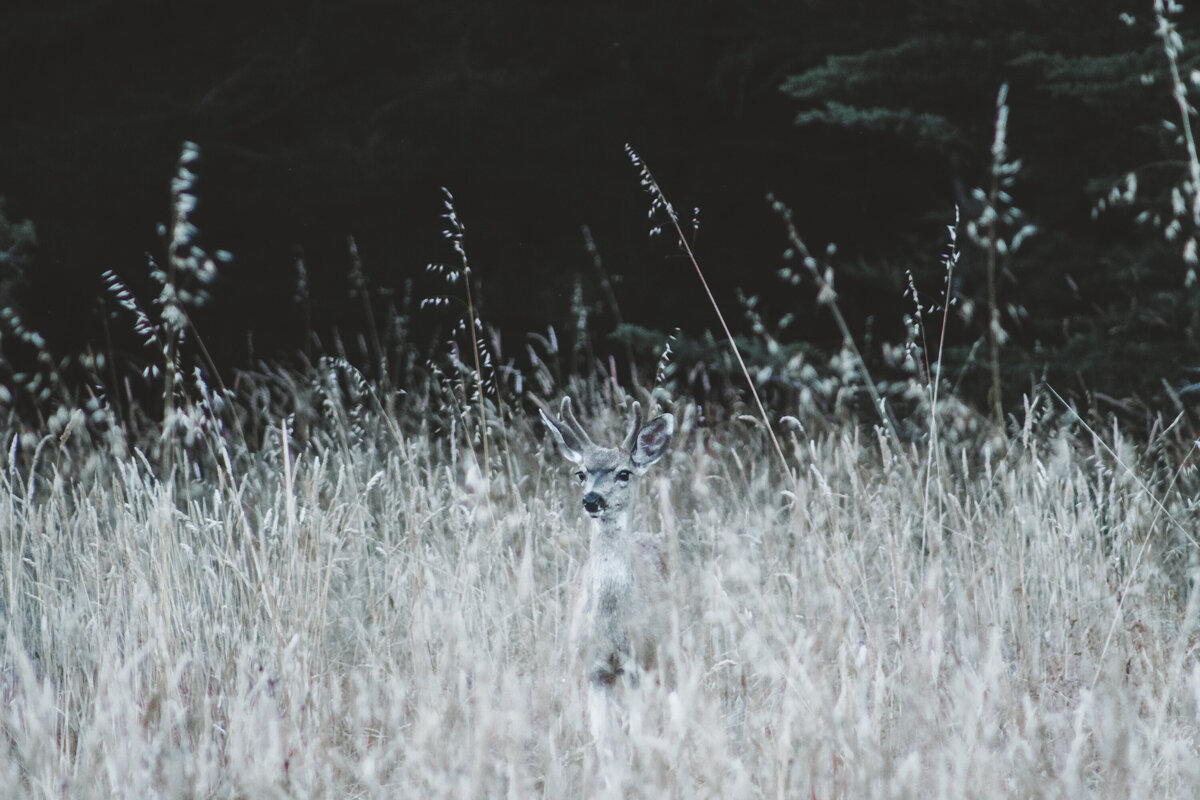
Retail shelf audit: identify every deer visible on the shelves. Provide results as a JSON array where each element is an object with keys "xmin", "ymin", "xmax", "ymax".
[{"xmin": 540, "ymin": 397, "xmax": 675, "ymax": 693}]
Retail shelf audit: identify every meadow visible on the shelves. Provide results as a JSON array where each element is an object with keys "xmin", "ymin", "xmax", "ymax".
[
  {"xmin": 2, "ymin": 351, "xmax": 1198, "ymax": 797},
  {"xmin": 4, "ymin": 8, "xmax": 1200, "ymax": 788}
]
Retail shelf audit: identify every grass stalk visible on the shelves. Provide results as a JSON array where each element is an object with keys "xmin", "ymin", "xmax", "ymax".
[
  {"xmin": 626, "ymin": 145, "xmax": 791, "ymax": 478},
  {"xmin": 462, "ymin": 251, "xmax": 489, "ymax": 478},
  {"xmin": 984, "ymin": 87, "xmax": 1008, "ymax": 429},
  {"xmin": 767, "ymin": 194, "xmax": 902, "ymax": 449}
]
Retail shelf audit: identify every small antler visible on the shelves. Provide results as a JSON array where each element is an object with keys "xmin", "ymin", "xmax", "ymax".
[
  {"xmin": 622, "ymin": 401, "xmax": 643, "ymax": 453},
  {"xmin": 560, "ymin": 397, "xmax": 594, "ymax": 448}
]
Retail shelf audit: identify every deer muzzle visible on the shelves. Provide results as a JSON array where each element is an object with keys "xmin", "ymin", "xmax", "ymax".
[{"xmin": 582, "ymin": 491, "xmax": 606, "ymax": 515}]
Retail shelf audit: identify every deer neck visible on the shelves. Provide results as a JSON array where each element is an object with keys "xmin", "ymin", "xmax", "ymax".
[
  {"xmin": 587, "ymin": 513, "xmax": 635, "ymax": 608},
  {"xmin": 588, "ymin": 512, "xmax": 633, "ymax": 559}
]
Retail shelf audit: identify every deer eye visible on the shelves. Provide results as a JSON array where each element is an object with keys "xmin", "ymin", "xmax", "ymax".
[
  {"xmin": 575, "ymin": 471, "xmax": 586, "ymax": 484},
  {"xmin": 616, "ymin": 469, "xmax": 633, "ymax": 482}
]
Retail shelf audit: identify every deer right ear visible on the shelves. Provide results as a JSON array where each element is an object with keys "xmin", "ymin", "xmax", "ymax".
[
  {"xmin": 540, "ymin": 407, "xmax": 585, "ymax": 464},
  {"xmin": 631, "ymin": 413, "xmax": 674, "ymax": 470}
]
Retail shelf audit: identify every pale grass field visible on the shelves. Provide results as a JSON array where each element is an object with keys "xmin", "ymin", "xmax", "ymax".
[{"xmin": 2, "ymin": 387, "xmax": 1199, "ymax": 798}]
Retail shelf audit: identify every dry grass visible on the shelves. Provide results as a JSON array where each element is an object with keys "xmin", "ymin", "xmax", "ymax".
[{"xmin": 2, "ymin": 381, "xmax": 1198, "ymax": 799}]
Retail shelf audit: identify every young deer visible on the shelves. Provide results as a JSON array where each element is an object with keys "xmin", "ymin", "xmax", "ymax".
[{"xmin": 540, "ymin": 397, "xmax": 675, "ymax": 689}]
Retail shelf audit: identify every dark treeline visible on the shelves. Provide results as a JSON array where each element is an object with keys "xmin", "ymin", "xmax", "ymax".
[{"xmin": 1, "ymin": 0, "xmax": 1197, "ymax": 414}]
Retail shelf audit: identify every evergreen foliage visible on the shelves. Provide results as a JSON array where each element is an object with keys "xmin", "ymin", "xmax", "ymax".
[{"xmin": 780, "ymin": 4, "xmax": 1200, "ymax": 408}]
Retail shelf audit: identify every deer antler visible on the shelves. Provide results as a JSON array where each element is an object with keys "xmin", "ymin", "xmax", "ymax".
[
  {"xmin": 622, "ymin": 401, "xmax": 643, "ymax": 453},
  {"xmin": 561, "ymin": 397, "xmax": 594, "ymax": 448}
]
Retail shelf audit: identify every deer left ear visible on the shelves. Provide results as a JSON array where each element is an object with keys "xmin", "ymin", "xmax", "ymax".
[{"xmin": 631, "ymin": 413, "xmax": 674, "ymax": 470}]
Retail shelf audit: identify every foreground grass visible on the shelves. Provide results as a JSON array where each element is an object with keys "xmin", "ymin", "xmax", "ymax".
[{"xmin": 2, "ymin": 383, "xmax": 1199, "ymax": 798}]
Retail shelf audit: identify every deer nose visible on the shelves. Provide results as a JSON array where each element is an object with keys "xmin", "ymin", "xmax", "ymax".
[{"xmin": 582, "ymin": 492, "xmax": 606, "ymax": 514}]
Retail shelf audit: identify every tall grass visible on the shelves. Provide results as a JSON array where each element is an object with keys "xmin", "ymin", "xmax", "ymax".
[{"xmin": 2, "ymin": 363, "xmax": 1198, "ymax": 798}]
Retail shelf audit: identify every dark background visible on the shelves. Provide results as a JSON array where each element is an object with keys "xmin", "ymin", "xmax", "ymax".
[{"xmin": 2, "ymin": 0, "xmax": 1197, "ymax": 408}]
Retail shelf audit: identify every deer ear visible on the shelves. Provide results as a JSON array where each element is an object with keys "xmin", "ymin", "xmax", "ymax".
[
  {"xmin": 631, "ymin": 413, "xmax": 674, "ymax": 469},
  {"xmin": 540, "ymin": 407, "xmax": 585, "ymax": 464}
]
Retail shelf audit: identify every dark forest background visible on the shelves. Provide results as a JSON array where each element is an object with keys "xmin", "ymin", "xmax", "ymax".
[{"xmin": 2, "ymin": 0, "xmax": 1199, "ymax": 419}]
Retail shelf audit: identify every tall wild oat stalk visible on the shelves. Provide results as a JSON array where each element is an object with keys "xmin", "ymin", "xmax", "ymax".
[
  {"xmin": 1154, "ymin": 0, "xmax": 1200, "ymax": 279},
  {"xmin": 966, "ymin": 85, "xmax": 1035, "ymax": 429},
  {"xmin": 626, "ymin": 145, "xmax": 791, "ymax": 477},
  {"xmin": 769, "ymin": 194, "xmax": 902, "ymax": 447},
  {"xmin": 423, "ymin": 188, "xmax": 492, "ymax": 477},
  {"xmin": 103, "ymin": 141, "xmax": 231, "ymax": 469}
]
